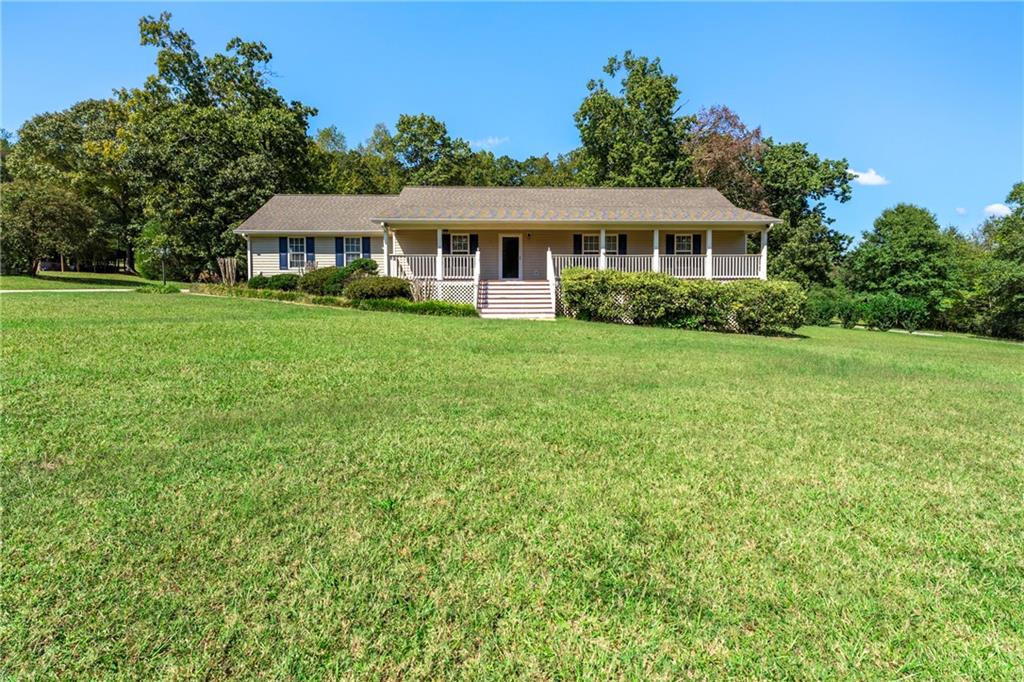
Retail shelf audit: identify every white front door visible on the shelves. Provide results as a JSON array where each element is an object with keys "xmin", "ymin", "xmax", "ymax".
[{"xmin": 499, "ymin": 234, "xmax": 522, "ymax": 279}]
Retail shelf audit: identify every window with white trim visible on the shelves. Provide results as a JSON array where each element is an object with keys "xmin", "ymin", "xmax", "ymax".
[
  {"xmin": 583, "ymin": 233, "xmax": 618, "ymax": 255},
  {"xmin": 674, "ymin": 234, "xmax": 694, "ymax": 255},
  {"xmin": 451, "ymin": 233, "xmax": 470, "ymax": 254},
  {"xmin": 343, "ymin": 237, "xmax": 362, "ymax": 265},
  {"xmin": 288, "ymin": 237, "xmax": 306, "ymax": 269}
]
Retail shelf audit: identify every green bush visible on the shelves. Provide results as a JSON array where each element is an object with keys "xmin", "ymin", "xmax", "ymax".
[
  {"xmin": 561, "ymin": 269, "xmax": 804, "ymax": 334},
  {"xmin": 247, "ymin": 274, "xmax": 270, "ymax": 289},
  {"xmin": 352, "ymin": 298, "xmax": 478, "ymax": 317},
  {"xmin": 136, "ymin": 284, "xmax": 180, "ymax": 294},
  {"xmin": 896, "ymin": 296, "xmax": 928, "ymax": 333},
  {"xmin": 265, "ymin": 274, "xmax": 300, "ymax": 291},
  {"xmin": 835, "ymin": 295, "xmax": 861, "ymax": 329},
  {"xmin": 299, "ymin": 259, "xmax": 379, "ymax": 296},
  {"xmin": 343, "ymin": 276, "xmax": 412, "ymax": 301},
  {"xmin": 724, "ymin": 280, "xmax": 807, "ymax": 334},
  {"xmin": 860, "ymin": 292, "xmax": 902, "ymax": 331},
  {"xmin": 805, "ymin": 287, "xmax": 843, "ymax": 326}
]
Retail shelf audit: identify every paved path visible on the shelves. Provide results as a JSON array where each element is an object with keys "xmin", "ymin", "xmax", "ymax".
[{"xmin": 0, "ymin": 288, "xmax": 135, "ymax": 294}]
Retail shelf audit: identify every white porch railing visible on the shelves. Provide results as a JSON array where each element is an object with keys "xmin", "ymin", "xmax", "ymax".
[
  {"xmin": 442, "ymin": 254, "xmax": 475, "ymax": 279},
  {"xmin": 552, "ymin": 254, "xmax": 600, "ymax": 277},
  {"xmin": 390, "ymin": 254, "xmax": 436, "ymax": 279},
  {"xmin": 605, "ymin": 255, "xmax": 653, "ymax": 273},
  {"xmin": 713, "ymin": 254, "xmax": 761, "ymax": 279},
  {"xmin": 661, "ymin": 255, "xmax": 705, "ymax": 278}
]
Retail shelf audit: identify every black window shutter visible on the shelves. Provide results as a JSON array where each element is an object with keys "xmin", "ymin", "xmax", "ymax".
[
  {"xmin": 572, "ymin": 234, "xmax": 582, "ymax": 255},
  {"xmin": 441, "ymin": 232, "xmax": 451, "ymax": 255},
  {"xmin": 306, "ymin": 237, "xmax": 315, "ymax": 263},
  {"xmin": 361, "ymin": 237, "xmax": 371, "ymax": 258},
  {"xmin": 618, "ymin": 234, "xmax": 627, "ymax": 255},
  {"xmin": 693, "ymin": 234, "xmax": 702, "ymax": 255},
  {"xmin": 335, "ymin": 237, "xmax": 343, "ymax": 266},
  {"xmin": 469, "ymin": 234, "xmax": 479, "ymax": 252},
  {"xmin": 665, "ymin": 233, "xmax": 675, "ymax": 255},
  {"xmin": 279, "ymin": 237, "xmax": 289, "ymax": 269}
]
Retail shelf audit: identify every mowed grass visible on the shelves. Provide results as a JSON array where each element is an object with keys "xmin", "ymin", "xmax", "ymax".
[
  {"xmin": 2, "ymin": 294, "xmax": 1022, "ymax": 679},
  {"xmin": 0, "ymin": 271, "xmax": 187, "ymax": 290}
]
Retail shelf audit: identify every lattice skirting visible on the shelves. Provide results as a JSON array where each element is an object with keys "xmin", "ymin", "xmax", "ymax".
[{"xmin": 409, "ymin": 279, "xmax": 478, "ymax": 307}]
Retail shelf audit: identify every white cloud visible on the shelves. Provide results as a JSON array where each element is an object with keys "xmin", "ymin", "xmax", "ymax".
[
  {"xmin": 984, "ymin": 203, "xmax": 1011, "ymax": 218},
  {"xmin": 470, "ymin": 135, "xmax": 509, "ymax": 150},
  {"xmin": 955, "ymin": 207, "xmax": 967, "ymax": 216},
  {"xmin": 849, "ymin": 168, "xmax": 889, "ymax": 186}
]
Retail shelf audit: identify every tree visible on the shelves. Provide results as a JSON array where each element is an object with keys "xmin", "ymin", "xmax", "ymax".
[
  {"xmin": 844, "ymin": 204, "xmax": 961, "ymax": 316},
  {"xmin": 0, "ymin": 180, "xmax": 95, "ymax": 273},
  {"xmin": 574, "ymin": 52, "xmax": 692, "ymax": 187},
  {"xmin": 685, "ymin": 106, "xmax": 767, "ymax": 212},
  {"xmin": 121, "ymin": 12, "xmax": 321, "ymax": 277},
  {"xmin": 393, "ymin": 114, "xmax": 474, "ymax": 185}
]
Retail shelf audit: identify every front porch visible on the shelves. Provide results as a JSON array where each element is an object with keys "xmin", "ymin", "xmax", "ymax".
[{"xmin": 383, "ymin": 227, "xmax": 768, "ymax": 283}]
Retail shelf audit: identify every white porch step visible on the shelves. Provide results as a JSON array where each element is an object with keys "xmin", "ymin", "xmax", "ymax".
[{"xmin": 477, "ymin": 280, "xmax": 555, "ymax": 320}]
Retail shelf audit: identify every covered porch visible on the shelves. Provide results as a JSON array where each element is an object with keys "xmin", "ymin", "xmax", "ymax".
[{"xmin": 382, "ymin": 226, "xmax": 768, "ymax": 282}]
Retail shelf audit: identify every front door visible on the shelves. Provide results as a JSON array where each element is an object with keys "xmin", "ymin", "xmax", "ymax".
[{"xmin": 500, "ymin": 235, "xmax": 521, "ymax": 279}]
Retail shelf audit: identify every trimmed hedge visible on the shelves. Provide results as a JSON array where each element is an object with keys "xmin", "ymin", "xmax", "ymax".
[
  {"xmin": 248, "ymin": 273, "xmax": 300, "ymax": 291},
  {"xmin": 343, "ymin": 276, "xmax": 412, "ymax": 301},
  {"xmin": 298, "ymin": 259, "xmax": 378, "ymax": 296},
  {"xmin": 560, "ymin": 268, "xmax": 806, "ymax": 335},
  {"xmin": 136, "ymin": 284, "xmax": 181, "ymax": 294},
  {"xmin": 352, "ymin": 298, "xmax": 479, "ymax": 317}
]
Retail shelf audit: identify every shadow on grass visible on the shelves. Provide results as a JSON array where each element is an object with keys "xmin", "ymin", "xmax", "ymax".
[{"xmin": 33, "ymin": 274, "xmax": 145, "ymax": 288}]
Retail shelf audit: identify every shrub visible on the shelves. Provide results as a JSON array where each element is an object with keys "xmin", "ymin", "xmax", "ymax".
[
  {"xmin": 896, "ymin": 296, "xmax": 928, "ymax": 333},
  {"xmin": 343, "ymin": 276, "xmax": 412, "ymax": 301},
  {"xmin": 136, "ymin": 284, "xmax": 180, "ymax": 294},
  {"xmin": 561, "ymin": 268, "xmax": 804, "ymax": 335},
  {"xmin": 835, "ymin": 295, "xmax": 861, "ymax": 329},
  {"xmin": 725, "ymin": 280, "xmax": 806, "ymax": 334},
  {"xmin": 247, "ymin": 274, "xmax": 270, "ymax": 289},
  {"xmin": 805, "ymin": 286, "xmax": 843, "ymax": 326},
  {"xmin": 352, "ymin": 298, "xmax": 478, "ymax": 317},
  {"xmin": 860, "ymin": 292, "xmax": 902, "ymax": 331},
  {"xmin": 298, "ymin": 259, "xmax": 379, "ymax": 296},
  {"xmin": 265, "ymin": 273, "xmax": 300, "ymax": 291}
]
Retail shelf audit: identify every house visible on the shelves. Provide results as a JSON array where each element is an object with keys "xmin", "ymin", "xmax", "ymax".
[{"xmin": 235, "ymin": 187, "xmax": 780, "ymax": 319}]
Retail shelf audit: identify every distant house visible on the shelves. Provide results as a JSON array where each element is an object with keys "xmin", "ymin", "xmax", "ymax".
[{"xmin": 235, "ymin": 187, "xmax": 779, "ymax": 319}]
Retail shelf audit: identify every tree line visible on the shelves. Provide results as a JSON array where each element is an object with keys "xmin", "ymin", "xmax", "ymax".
[{"xmin": 1, "ymin": 12, "xmax": 1020, "ymax": 338}]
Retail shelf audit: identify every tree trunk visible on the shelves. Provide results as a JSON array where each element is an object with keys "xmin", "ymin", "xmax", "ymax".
[{"xmin": 60, "ymin": 254, "xmax": 65, "ymax": 272}]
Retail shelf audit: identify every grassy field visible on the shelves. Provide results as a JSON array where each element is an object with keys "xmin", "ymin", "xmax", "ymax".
[
  {"xmin": 2, "ymin": 293, "xmax": 1022, "ymax": 679},
  {"xmin": 0, "ymin": 271, "xmax": 187, "ymax": 290}
]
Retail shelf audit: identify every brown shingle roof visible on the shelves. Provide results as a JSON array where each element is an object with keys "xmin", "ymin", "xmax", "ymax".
[
  {"xmin": 234, "ymin": 194, "xmax": 398, "ymax": 234},
  {"xmin": 377, "ymin": 186, "xmax": 779, "ymax": 224},
  {"xmin": 235, "ymin": 187, "xmax": 779, "ymax": 234}
]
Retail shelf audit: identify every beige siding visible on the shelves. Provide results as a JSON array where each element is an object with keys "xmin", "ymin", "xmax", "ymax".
[{"xmin": 249, "ymin": 235, "xmax": 383, "ymax": 276}]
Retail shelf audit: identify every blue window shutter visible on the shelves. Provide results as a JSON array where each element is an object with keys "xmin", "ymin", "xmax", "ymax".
[
  {"xmin": 693, "ymin": 234, "xmax": 702, "ymax": 255},
  {"xmin": 361, "ymin": 237, "xmax": 371, "ymax": 258},
  {"xmin": 335, "ymin": 237, "xmax": 343, "ymax": 266},
  {"xmin": 441, "ymin": 232, "xmax": 451, "ymax": 255},
  {"xmin": 618, "ymin": 234, "xmax": 627, "ymax": 255},
  {"xmin": 665, "ymin": 234, "xmax": 674, "ymax": 255},
  {"xmin": 306, "ymin": 237, "xmax": 315, "ymax": 264},
  {"xmin": 572, "ymin": 234, "xmax": 582, "ymax": 255},
  {"xmin": 279, "ymin": 237, "xmax": 288, "ymax": 269},
  {"xmin": 469, "ymin": 234, "xmax": 478, "ymax": 253}
]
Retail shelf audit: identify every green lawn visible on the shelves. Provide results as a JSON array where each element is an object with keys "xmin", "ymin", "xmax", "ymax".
[
  {"xmin": 2, "ymin": 294, "xmax": 1022, "ymax": 679},
  {"xmin": 0, "ymin": 271, "xmax": 187, "ymax": 290}
]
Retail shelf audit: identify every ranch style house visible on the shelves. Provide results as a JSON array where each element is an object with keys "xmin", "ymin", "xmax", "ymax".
[{"xmin": 235, "ymin": 187, "xmax": 780, "ymax": 319}]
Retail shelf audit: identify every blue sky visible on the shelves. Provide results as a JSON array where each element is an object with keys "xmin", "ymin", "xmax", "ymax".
[{"xmin": 2, "ymin": 2, "xmax": 1021, "ymax": 238}]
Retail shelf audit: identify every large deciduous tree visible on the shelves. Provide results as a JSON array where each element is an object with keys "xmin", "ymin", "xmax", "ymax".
[
  {"xmin": 574, "ymin": 52, "xmax": 692, "ymax": 187},
  {"xmin": 0, "ymin": 180, "xmax": 95, "ymax": 273}
]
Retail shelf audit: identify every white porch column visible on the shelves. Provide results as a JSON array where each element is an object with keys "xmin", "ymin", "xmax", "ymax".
[
  {"xmin": 760, "ymin": 227, "xmax": 768, "ymax": 280},
  {"xmin": 652, "ymin": 229, "xmax": 660, "ymax": 272},
  {"xmin": 599, "ymin": 227, "xmax": 607, "ymax": 270},
  {"xmin": 382, "ymin": 224, "xmax": 391, "ymax": 276},
  {"xmin": 704, "ymin": 229, "xmax": 713, "ymax": 280},
  {"xmin": 436, "ymin": 228, "xmax": 443, "ymax": 281}
]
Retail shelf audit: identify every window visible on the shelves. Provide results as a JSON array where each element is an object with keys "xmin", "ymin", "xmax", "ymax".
[
  {"xmin": 451, "ymin": 233, "xmax": 470, "ymax": 254},
  {"xmin": 343, "ymin": 237, "xmax": 362, "ymax": 265},
  {"xmin": 583, "ymin": 233, "xmax": 618, "ymax": 254},
  {"xmin": 288, "ymin": 237, "xmax": 306, "ymax": 269},
  {"xmin": 674, "ymin": 234, "xmax": 694, "ymax": 255}
]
